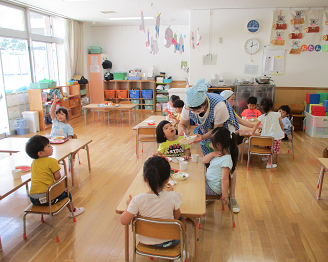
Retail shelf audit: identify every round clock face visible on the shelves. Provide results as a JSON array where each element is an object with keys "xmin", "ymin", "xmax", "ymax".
[
  {"xmin": 245, "ymin": 38, "xmax": 260, "ymax": 54},
  {"xmin": 247, "ymin": 20, "xmax": 260, "ymax": 33}
]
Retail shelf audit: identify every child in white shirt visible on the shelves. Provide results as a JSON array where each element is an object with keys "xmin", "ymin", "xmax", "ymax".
[{"xmin": 120, "ymin": 156, "xmax": 182, "ymax": 247}]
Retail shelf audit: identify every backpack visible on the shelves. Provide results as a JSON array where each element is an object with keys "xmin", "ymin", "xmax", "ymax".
[{"xmin": 78, "ymin": 76, "xmax": 88, "ymax": 84}]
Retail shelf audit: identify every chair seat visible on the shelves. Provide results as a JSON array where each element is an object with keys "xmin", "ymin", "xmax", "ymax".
[
  {"xmin": 24, "ymin": 197, "xmax": 70, "ymax": 214},
  {"xmin": 206, "ymin": 194, "xmax": 222, "ymax": 200},
  {"xmin": 249, "ymin": 147, "xmax": 271, "ymax": 154},
  {"xmin": 138, "ymin": 137, "xmax": 157, "ymax": 142},
  {"xmin": 137, "ymin": 242, "xmax": 181, "ymax": 258}
]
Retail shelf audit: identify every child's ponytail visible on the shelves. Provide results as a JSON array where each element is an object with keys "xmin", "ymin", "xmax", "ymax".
[
  {"xmin": 143, "ymin": 156, "xmax": 171, "ymax": 196},
  {"xmin": 230, "ymin": 132, "xmax": 238, "ymax": 174}
]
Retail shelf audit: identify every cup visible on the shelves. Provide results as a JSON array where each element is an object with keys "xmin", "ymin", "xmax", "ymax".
[
  {"xmin": 166, "ymin": 115, "xmax": 170, "ymax": 121},
  {"xmin": 191, "ymin": 154, "xmax": 199, "ymax": 162},
  {"xmin": 179, "ymin": 161, "xmax": 188, "ymax": 171},
  {"xmin": 12, "ymin": 169, "xmax": 22, "ymax": 179}
]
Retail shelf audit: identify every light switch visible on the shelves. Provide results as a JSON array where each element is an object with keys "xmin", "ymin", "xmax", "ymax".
[{"xmin": 219, "ymin": 37, "xmax": 223, "ymax": 43}]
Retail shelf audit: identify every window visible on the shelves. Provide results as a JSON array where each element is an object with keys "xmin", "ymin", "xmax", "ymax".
[
  {"xmin": 0, "ymin": 37, "xmax": 31, "ymax": 92},
  {"xmin": 30, "ymin": 11, "xmax": 51, "ymax": 36},
  {"xmin": 0, "ymin": 4, "xmax": 25, "ymax": 31}
]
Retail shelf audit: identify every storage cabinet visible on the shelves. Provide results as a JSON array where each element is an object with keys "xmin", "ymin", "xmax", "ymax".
[
  {"xmin": 103, "ymin": 80, "xmax": 155, "ymax": 112},
  {"xmin": 28, "ymin": 85, "xmax": 82, "ymax": 131},
  {"xmin": 155, "ymin": 82, "xmax": 171, "ymax": 112}
]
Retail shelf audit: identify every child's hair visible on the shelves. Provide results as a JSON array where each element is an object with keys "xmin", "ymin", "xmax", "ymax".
[
  {"xmin": 156, "ymin": 120, "xmax": 177, "ymax": 143},
  {"xmin": 170, "ymin": 95, "xmax": 180, "ymax": 103},
  {"xmin": 209, "ymin": 127, "xmax": 238, "ymax": 174},
  {"xmin": 143, "ymin": 156, "xmax": 171, "ymax": 196},
  {"xmin": 55, "ymin": 107, "xmax": 69, "ymax": 120},
  {"xmin": 247, "ymin": 96, "xmax": 257, "ymax": 105},
  {"xmin": 173, "ymin": 99, "xmax": 184, "ymax": 108},
  {"xmin": 278, "ymin": 105, "xmax": 291, "ymax": 115},
  {"xmin": 25, "ymin": 135, "xmax": 50, "ymax": 159},
  {"xmin": 261, "ymin": 98, "xmax": 274, "ymax": 114}
]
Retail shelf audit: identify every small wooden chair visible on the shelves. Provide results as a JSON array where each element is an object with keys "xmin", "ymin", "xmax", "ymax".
[
  {"xmin": 247, "ymin": 136, "xmax": 274, "ymax": 172},
  {"xmin": 136, "ymin": 126, "xmax": 157, "ymax": 158},
  {"xmin": 23, "ymin": 176, "xmax": 75, "ymax": 242},
  {"xmin": 120, "ymin": 101, "xmax": 134, "ymax": 123},
  {"xmin": 282, "ymin": 125, "xmax": 295, "ymax": 159},
  {"xmin": 132, "ymin": 216, "xmax": 187, "ymax": 262}
]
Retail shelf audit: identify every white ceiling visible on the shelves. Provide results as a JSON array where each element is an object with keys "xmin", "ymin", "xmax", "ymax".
[{"xmin": 9, "ymin": 0, "xmax": 328, "ymax": 26}]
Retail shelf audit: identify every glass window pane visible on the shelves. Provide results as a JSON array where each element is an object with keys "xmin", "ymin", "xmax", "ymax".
[
  {"xmin": 0, "ymin": 4, "xmax": 25, "ymax": 31},
  {"xmin": 33, "ymin": 41, "xmax": 49, "ymax": 82},
  {"xmin": 56, "ymin": 43, "xmax": 66, "ymax": 86},
  {"xmin": 52, "ymin": 17, "xmax": 65, "ymax": 38},
  {"xmin": 30, "ymin": 11, "xmax": 51, "ymax": 36},
  {"xmin": 0, "ymin": 37, "xmax": 31, "ymax": 92}
]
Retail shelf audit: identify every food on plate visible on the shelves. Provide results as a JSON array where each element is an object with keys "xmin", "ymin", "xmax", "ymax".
[{"xmin": 179, "ymin": 135, "xmax": 197, "ymax": 145}]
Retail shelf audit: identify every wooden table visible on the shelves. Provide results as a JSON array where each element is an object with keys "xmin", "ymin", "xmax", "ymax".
[
  {"xmin": 116, "ymin": 160, "xmax": 206, "ymax": 262},
  {"xmin": 0, "ymin": 137, "xmax": 28, "ymax": 154},
  {"xmin": 83, "ymin": 104, "xmax": 137, "ymax": 125},
  {"xmin": 132, "ymin": 115, "xmax": 166, "ymax": 130},
  {"xmin": 317, "ymin": 158, "xmax": 328, "ymax": 199}
]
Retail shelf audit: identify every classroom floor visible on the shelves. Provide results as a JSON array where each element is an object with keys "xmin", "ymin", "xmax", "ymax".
[{"xmin": 1, "ymin": 112, "xmax": 328, "ymax": 262}]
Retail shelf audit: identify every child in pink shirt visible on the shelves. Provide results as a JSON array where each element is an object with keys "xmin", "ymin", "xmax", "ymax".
[{"xmin": 241, "ymin": 96, "xmax": 262, "ymax": 119}]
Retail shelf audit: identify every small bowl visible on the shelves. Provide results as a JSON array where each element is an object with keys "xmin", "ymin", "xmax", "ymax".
[
  {"xmin": 172, "ymin": 157, "xmax": 185, "ymax": 163},
  {"xmin": 179, "ymin": 135, "xmax": 197, "ymax": 145},
  {"xmin": 173, "ymin": 172, "xmax": 189, "ymax": 181}
]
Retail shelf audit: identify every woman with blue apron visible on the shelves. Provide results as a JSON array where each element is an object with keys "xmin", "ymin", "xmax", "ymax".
[{"xmin": 178, "ymin": 78, "xmax": 240, "ymax": 213}]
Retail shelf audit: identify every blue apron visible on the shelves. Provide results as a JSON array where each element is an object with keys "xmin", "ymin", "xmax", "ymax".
[{"xmin": 189, "ymin": 93, "xmax": 239, "ymax": 156}]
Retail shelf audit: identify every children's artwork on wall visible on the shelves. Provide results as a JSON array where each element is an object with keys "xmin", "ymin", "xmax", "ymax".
[
  {"xmin": 304, "ymin": 10, "xmax": 322, "ymax": 34},
  {"xmin": 155, "ymin": 14, "xmax": 160, "ymax": 38},
  {"xmin": 273, "ymin": 10, "xmax": 287, "ymax": 30},
  {"xmin": 289, "ymin": 40, "xmax": 301, "ymax": 54},
  {"xmin": 289, "ymin": 24, "xmax": 303, "ymax": 39},
  {"xmin": 270, "ymin": 9, "xmax": 289, "ymax": 48},
  {"xmin": 179, "ymin": 35, "xmax": 184, "ymax": 54},
  {"xmin": 323, "ymin": 10, "xmax": 328, "ymax": 51},
  {"xmin": 140, "ymin": 11, "xmax": 145, "ymax": 33},
  {"xmin": 196, "ymin": 28, "xmax": 202, "ymax": 45},
  {"xmin": 191, "ymin": 31, "xmax": 195, "ymax": 49},
  {"xmin": 164, "ymin": 27, "xmax": 173, "ymax": 48},
  {"xmin": 290, "ymin": 10, "xmax": 305, "ymax": 25},
  {"xmin": 173, "ymin": 33, "xmax": 178, "ymax": 53}
]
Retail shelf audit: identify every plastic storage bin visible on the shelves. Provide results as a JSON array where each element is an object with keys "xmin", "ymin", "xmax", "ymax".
[
  {"xmin": 145, "ymin": 105, "xmax": 153, "ymax": 110},
  {"xmin": 131, "ymin": 99, "xmax": 139, "ymax": 104},
  {"xmin": 22, "ymin": 111, "xmax": 40, "ymax": 133},
  {"xmin": 305, "ymin": 111, "xmax": 328, "ymax": 138},
  {"xmin": 13, "ymin": 118, "xmax": 29, "ymax": 135},
  {"xmin": 113, "ymin": 72, "xmax": 127, "ymax": 80},
  {"xmin": 30, "ymin": 82, "xmax": 49, "ymax": 89},
  {"xmin": 129, "ymin": 90, "xmax": 140, "ymax": 98},
  {"xmin": 163, "ymin": 79, "xmax": 172, "ymax": 83},
  {"xmin": 142, "ymin": 89, "xmax": 153, "ymax": 99},
  {"xmin": 144, "ymin": 99, "xmax": 153, "ymax": 104},
  {"xmin": 105, "ymin": 90, "xmax": 116, "ymax": 99},
  {"xmin": 116, "ymin": 90, "xmax": 128, "ymax": 98},
  {"xmin": 80, "ymin": 89, "xmax": 87, "ymax": 95},
  {"xmin": 156, "ymin": 96, "xmax": 169, "ymax": 102},
  {"xmin": 128, "ymin": 76, "xmax": 141, "ymax": 80}
]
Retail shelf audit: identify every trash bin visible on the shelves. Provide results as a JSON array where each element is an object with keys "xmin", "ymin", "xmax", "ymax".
[
  {"xmin": 168, "ymin": 88, "xmax": 186, "ymax": 102},
  {"xmin": 13, "ymin": 118, "xmax": 29, "ymax": 135}
]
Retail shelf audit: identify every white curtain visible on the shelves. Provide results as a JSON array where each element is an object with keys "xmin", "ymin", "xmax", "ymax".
[{"xmin": 64, "ymin": 19, "xmax": 84, "ymax": 80}]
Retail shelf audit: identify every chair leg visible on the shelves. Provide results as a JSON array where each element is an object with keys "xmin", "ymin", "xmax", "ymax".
[
  {"xmin": 23, "ymin": 213, "xmax": 27, "ymax": 239},
  {"xmin": 247, "ymin": 153, "xmax": 250, "ymax": 170},
  {"xmin": 141, "ymin": 143, "xmax": 143, "ymax": 153},
  {"xmin": 49, "ymin": 215, "xmax": 60, "ymax": 242},
  {"xmin": 198, "ymin": 218, "xmax": 201, "ymax": 229},
  {"xmin": 41, "ymin": 214, "xmax": 44, "ymax": 222},
  {"xmin": 287, "ymin": 142, "xmax": 289, "ymax": 153},
  {"xmin": 77, "ymin": 152, "xmax": 81, "ymax": 165},
  {"xmin": 221, "ymin": 200, "xmax": 225, "ymax": 210},
  {"xmin": 136, "ymin": 141, "xmax": 139, "ymax": 158},
  {"xmin": 271, "ymin": 154, "xmax": 273, "ymax": 172},
  {"xmin": 292, "ymin": 141, "xmax": 294, "ymax": 159}
]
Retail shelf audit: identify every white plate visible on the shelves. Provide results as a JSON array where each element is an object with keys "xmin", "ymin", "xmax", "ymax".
[
  {"xmin": 173, "ymin": 172, "xmax": 189, "ymax": 181},
  {"xmin": 52, "ymin": 136, "xmax": 65, "ymax": 140},
  {"xmin": 171, "ymin": 157, "xmax": 185, "ymax": 163},
  {"xmin": 179, "ymin": 135, "xmax": 197, "ymax": 145}
]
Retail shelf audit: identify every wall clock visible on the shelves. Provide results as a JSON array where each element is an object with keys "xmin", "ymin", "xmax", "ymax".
[
  {"xmin": 247, "ymin": 20, "xmax": 260, "ymax": 33},
  {"xmin": 245, "ymin": 38, "xmax": 260, "ymax": 54}
]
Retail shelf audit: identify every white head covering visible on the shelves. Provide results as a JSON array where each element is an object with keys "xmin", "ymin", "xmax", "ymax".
[{"xmin": 220, "ymin": 90, "xmax": 234, "ymax": 100}]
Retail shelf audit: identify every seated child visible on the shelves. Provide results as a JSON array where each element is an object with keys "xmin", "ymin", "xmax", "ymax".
[
  {"xmin": 203, "ymin": 127, "xmax": 238, "ymax": 205},
  {"xmin": 163, "ymin": 95, "xmax": 180, "ymax": 115},
  {"xmin": 278, "ymin": 105, "xmax": 292, "ymax": 140},
  {"xmin": 153, "ymin": 120, "xmax": 191, "ymax": 159},
  {"xmin": 171, "ymin": 99, "xmax": 184, "ymax": 126},
  {"xmin": 25, "ymin": 135, "xmax": 84, "ymax": 217},
  {"xmin": 241, "ymin": 96, "xmax": 262, "ymax": 120},
  {"xmin": 120, "ymin": 156, "xmax": 182, "ymax": 247}
]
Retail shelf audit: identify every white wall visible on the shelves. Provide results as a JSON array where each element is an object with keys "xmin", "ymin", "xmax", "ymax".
[
  {"xmin": 89, "ymin": 25, "xmax": 189, "ymax": 80},
  {"xmin": 83, "ymin": 23, "xmax": 93, "ymax": 78},
  {"xmin": 189, "ymin": 9, "xmax": 327, "ymax": 87}
]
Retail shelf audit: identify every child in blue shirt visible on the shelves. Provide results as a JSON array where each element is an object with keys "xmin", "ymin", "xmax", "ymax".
[{"xmin": 278, "ymin": 105, "xmax": 292, "ymax": 140}]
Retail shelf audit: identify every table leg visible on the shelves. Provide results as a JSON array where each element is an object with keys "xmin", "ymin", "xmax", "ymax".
[
  {"xmin": 25, "ymin": 183, "xmax": 29, "ymax": 196},
  {"xmin": 134, "ymin": 108, "xmax": 136, "ymax": 122},
  {"xmin": 84, "ymin": 108, "xmax": 87, "ymax": 125},
  {"xmin": 86, "ymin": 145, "xmax": 91, "ymax": 172},
  {"xmin": 188, "ymin": 217, "xmax": 200, "ymax": 262},
  {"xmin": 129, "ymin": 110, "xmax": 131, "ymax": 125},
  {"xmin": 317, "ymin": 166, "xmax": 325, "ymax": 199},
  {"xmin": 125, "ymin": 224, "xmax": 129, "ymax": 262}
]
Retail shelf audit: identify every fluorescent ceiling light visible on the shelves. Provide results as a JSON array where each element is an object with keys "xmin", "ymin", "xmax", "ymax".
[{"xmin": 106, "ymin": 17, "xmax": 154, "ymax": 20}]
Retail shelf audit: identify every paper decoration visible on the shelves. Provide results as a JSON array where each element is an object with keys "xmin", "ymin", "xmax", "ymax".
[
  {"xmin": 164, "ymin": 27, "xmax": 173, "ymax": 48},
  {"xmin": 191, "ymin": 31, "xmax": 195, "ymax": 49},
  {"xmin": 289, "ymin": 40, "xmax": 301, "ymax": 54},
  {"xmin": 155, "ymin": 14, "xmax": 160, "ymax": 38},
  {"xmin": 262, "ymin": 46, "xmax": 285, "ymax": 74},
  {"xmin": 196, "ymin": 28, "xmax": 202, "ymax": 45},
  {"xmin": 290, "ymin": 10, "xmax": 305, "ymax": 25},
  {"xmin": 179, "ymin": 35, "xmax": 184, "ymax": 54},
  {"xmin": 152, "ymin": 38, "xmax": 159, "ymax": 55},
  {"xmin": 244, "ymin": 64, "xmax": 258, "ymax": 75},
  {"xmin": 273, "ymin": 10, "xmax": 287, "ymax": 30},
  {"xmin": 145, "ymin": 29, "xmax": 150, "ymax": 47},
  {"xmin": 271, "ymin": 10, "xmax": 289, "ymax": 47},
  {"xmin": 139, "ymin": 11, "xmax": 145, "ymax": 33}
]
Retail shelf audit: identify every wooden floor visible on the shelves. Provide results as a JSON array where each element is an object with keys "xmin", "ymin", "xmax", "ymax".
[{"xmin": 1, "ymin": 112, "xmax": 328, "ymax": 262}]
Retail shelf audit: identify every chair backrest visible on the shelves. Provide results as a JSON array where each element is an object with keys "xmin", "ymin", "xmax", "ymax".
[
  {"xmin": 46, "ymin": 176, "xmax": 68, "ymax": 203},
  {"xmin": 249, "ymin": 136, "xmax": 274, "ymax": 147},
  {"xmin": 72, "ymin": 134, "xmax": 77, "ymax": 139},
  {"xmin": 120, "ymin": 101, "xmax": 132, "ymax": 104},
  {"xmin": 133, "ymin": 216, "xmax": 184, "ymax": 240},
  {"xmin": 137, "ymin": 126, "xmax": 157, "ymax": 136}
]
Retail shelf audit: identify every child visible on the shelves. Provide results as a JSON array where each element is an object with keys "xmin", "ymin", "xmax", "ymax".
[
  {"xmin": 251, "ymin": 98, "xmax": 284, "ymax": 168},
  {"xmin": 50, "ymin": 94, "xmax": 74, "ymax": 138},
  {"xmin": 120, "ymin": 156, "xmax": 182, "ymax": 247},
  {"xmin": 278, "ymin": 105, "xmax": 292, "ymax": 140},
  {"xmin": 25, "ymin": 135, "xmax": 84, "ymax": 217},
  {"xmin": 202, "ymin": 127, "xmax": 238, "ymax": 207},
  {"xmin": 171, "ymin": 99, "xmax": 184, "ymax": 126},
  {"xmin": 163, "ymin": 95, "xmax": 180, "ymax": 115},
  {"xmin": 241, "ymin": 96, "xmax": 262, "ymax": 120},
  {"xmin": 153, "ymin": 120, "xmax": 191, "ymax": 159}
]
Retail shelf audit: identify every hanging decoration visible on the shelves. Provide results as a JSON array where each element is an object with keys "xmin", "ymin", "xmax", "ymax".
[
  {"xmin": 323, "ymin": 10, "xmax": 328, "ymax": 52},
  {"xmin": 164, "ymin": 27, "xmax": 173, "ymax": 48},
  {"xmin": 179, "ymin": 35, "xmax": 184, "ymax": 54},
  {"xmin": 289, "ymin": 40, "xmax": 301, "ymax": 54},
  {"xmin": 196, "ymin": 28, "xmax": 202, "ymax": 45},
  {"xmin": 173, "ymin": 32, "xmax": 178, "ymax": 53},
  {"xmin": 152, "ymin": 38, "xmax": 159, "ymax": 55},
  {"xmin": 155, "ymin": 14, "xmax": 161, "ymax": 38},
  {"xmin": 139, "ymin": 11, "xmax": 145, "ymax": 33},
  {"xmin": 145, "ymin": 29, "xmax": 150, "ymax": 47},
  {"xmin": 191, "ymin": 31, "xmax": 195, "ymax": 49}
]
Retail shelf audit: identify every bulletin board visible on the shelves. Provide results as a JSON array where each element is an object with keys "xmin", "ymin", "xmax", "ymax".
[{"xmin": 262, "ymin": 46, "xmax": 285, "ymax": 75}]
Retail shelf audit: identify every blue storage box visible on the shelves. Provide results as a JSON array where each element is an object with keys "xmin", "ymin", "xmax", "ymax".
[
  {"xmin": 163, "ymin": 79, "xmax": 172, "ymax": 83},
  {"xmin": 309, "ymin": 93, "xmax": 320, "ymax": 104},
  {"xmin": 142, "ymin": 89, "xmax": 153, "ymax": 99},
  {"xmin": 306, "ymin": 103, "xmax": 310, "ymax": 113},
  {"xmin": 128, "ymin": 76, "xmax": 141, "ymax": 80},
  {"xmin": 129, "ymin": 90, "xmax": 140, "ymax": 98},
  {"xmin": 323, "ymin": 100, "xmax": 328, "ymax": 111}
]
